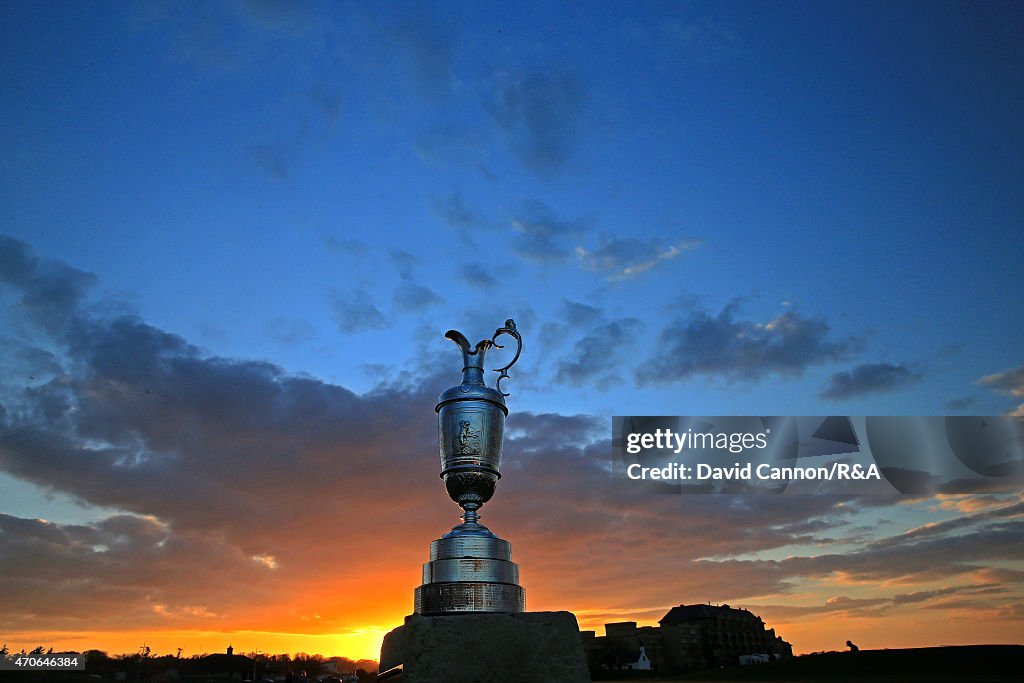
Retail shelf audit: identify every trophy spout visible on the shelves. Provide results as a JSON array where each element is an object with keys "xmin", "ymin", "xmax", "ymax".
[
  {"xmin": 444, "ymin": 319, "xmax": 522, "ymax": 394},
  {"xmin": 444, "ymin": 330, "xmax": 492, "ymax": 386}
]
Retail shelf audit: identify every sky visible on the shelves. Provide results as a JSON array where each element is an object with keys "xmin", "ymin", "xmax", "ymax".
[{"xmin": 1, "ymin": 0, "xmax": 1023, "ymax": 663}]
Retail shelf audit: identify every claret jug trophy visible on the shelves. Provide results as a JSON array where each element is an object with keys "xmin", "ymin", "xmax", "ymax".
[
  {"xmin": 413, "ymin": 319, "xmax": 525, "ymax": 614},
  {"xmin": 380, "ymin": 318, "xmax": 591, "ymax": 683}
]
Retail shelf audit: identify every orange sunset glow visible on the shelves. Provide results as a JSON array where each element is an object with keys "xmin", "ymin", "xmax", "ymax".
[{"xmin": 3, "ymin": 441, "xmax": 1023, "ymax": 663}]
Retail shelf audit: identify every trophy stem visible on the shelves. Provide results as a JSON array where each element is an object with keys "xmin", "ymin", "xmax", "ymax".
[{"xmin": 462, "ymin": 504, "xmax": 480, "ymax": 525}]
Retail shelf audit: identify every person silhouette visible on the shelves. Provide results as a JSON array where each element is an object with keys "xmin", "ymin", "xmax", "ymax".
[{"xmin": 846, "ymin": 640, "xmax": 859, "ymax": 652}]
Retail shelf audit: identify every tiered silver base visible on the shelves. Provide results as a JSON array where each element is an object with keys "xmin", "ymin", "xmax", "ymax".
[{"xmin": 414, "ymin": 525, "xmax": 524, "ymax": 614}]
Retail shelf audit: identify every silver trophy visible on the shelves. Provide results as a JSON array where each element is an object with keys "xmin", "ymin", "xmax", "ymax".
[{"xmin": 413, "ymin": 320, "xmax": 525, "ymax": 614}]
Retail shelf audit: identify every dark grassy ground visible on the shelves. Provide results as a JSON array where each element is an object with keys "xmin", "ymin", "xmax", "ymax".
[{"xmin": 600, "ymin": 645, "xmax": 1024, "ymax": 682}]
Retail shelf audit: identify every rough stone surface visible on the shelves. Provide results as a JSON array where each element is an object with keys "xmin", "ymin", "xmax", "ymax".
[{"xmin": 379, "ymin": 611, "xmax": 591, "ymax": 683}]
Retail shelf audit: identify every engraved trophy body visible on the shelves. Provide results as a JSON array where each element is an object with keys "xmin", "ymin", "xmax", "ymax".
[{"xmin": 413, "ymin": 320, "xmax": 525, "ymax": 614}]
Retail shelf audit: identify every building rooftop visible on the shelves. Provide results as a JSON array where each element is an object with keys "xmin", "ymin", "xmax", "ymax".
[{"xmin": 659, "ymin": 603, "xmax": 761, "ymax": 624}]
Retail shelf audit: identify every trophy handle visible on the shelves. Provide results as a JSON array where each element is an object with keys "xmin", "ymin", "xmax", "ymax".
[{"xmin": 490, "ymin": 319, "xmax": 522, "ymax": 397}]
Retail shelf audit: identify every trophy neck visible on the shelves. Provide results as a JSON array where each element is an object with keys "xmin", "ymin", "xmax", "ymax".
[
  {"xmin": 445, "ymin": 329, "xmax": 494, "ymax": 386},
  {"xmin": 460, "ymin": 348, "xmax": 488, "ymax": 385}
]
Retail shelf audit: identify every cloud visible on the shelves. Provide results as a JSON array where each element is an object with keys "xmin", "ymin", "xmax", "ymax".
[
  {"xmin": 251, "ymin": 141, "xmax": 294, "ymax": 180},
  {"xmin": 751, "ymin": 582, "xmax": 1009, "ymax": 621},
  {"xmin": 393, "ymin": 283, "xmax": 443, "ymax": 311},
  {"xmin": 555, "ymin": 318, "xmax": 644, "ymax": 389},
  {"xmin": 935, "ymin": 494, "xmax": 1019, "ymax": 514},
  {"xmin": 776, "ymin": 519, "xmax": 1024, "ymax": 584},
  {"xmin": 389, "ymin": 248, "xmax": 420, "ymax": 281},
  {"xmin": 0, "ymin": 240, "xmax": 454, "ymax": 633},
  {"xmin": 978, "ymin": 365, "xmax": 1024, "ymax": 416},
  {"xmin": 265, "ymin": 317, "xmax": 317, "ymax": 345},
  {"xmin": 387, "ymin": 249, "xmax": 443, "ymax": 310},
  {"xmin": 323, "ymin": 236, "xmax": 371, "ymax": 256},
  {"xmin": 561, "ymin": 300, "xmax": 602, "ymax": 327},
  {"xmin": 820, "ymin": 362, "xmax": 923, "ymax": 401},
  {"xmin": 576, "ymin": 236, "xmax": 701, "ymax": 281},
  {"xmin": 437, "ymin": 191, "xmax": 487, "ymax": 231},
  {"xmin": 944, "ymin": 396, "xmax": 976, "ymax": 411},
  {"xmin": 978, "ymin": 365, "xmax": 1024, "ymax": 397},
  {"xmin": 509, "ymin": 200, "xmax": 589, "ymax": 265},
  {"xmin": 891, "ymin": 586, "xmax": 979, "ymax": 606},
  {"xmin": 386, "ymin": 10, "xmax": 454, "ymax": 100},
  {"xmin": 0, "ymin": 235, "xmax": 96, "ymax": 333},
  {"xmin": 486, "ymin": 71, "xmax": 586, "ymax": 176},
  {"xmin": 460, "ymin": 262, "xmax": 499, "ymax": 290},
  {"xmin": 823, "ymin": 595, "xmax": 889, "ymax": 611},
  {"xmin": 1, "ymin": 236, "xmax": 1021, "ymax": 650},
  {"xmin": 637, "ymin": 302, "xmax": 860, "ymax": 385},
  {"xmin": 867, "ymin": 501, "xmax": 1024, "ymax": 550},
  {"xmin": 0, "ymin": 237, "xmax": 855, "ymax": 633},
  {"xmin": 330, "ymin": 290, "xmax": 388, "ymax": 333}
]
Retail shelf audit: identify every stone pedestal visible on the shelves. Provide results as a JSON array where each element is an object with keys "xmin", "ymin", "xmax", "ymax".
[{"xmin": 378, "ymin": 611, "xmax": 591, "ymax": 683}]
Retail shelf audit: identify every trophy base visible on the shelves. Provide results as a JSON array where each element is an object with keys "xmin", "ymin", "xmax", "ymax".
[
  {"xmin": 414, "ymin": 524, "xmax": 525, "ymax": 614},
  {"xmin": 378, "ymin": 611, "xmax": 591, "ymax": 683},
  {"xmin": 414, "ymin": 581, "xmax": 524, "ymax": 614}
]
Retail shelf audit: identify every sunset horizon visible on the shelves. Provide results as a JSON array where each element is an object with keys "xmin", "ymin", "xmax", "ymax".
[{"xmin": 4, "ymin": 557, "xmax": 1019, "ymax": 663}]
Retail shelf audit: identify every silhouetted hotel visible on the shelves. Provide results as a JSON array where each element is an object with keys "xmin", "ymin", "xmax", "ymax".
[{"xmin": 581, "ymin": 603, "xmax": 792, "ymax": 673}]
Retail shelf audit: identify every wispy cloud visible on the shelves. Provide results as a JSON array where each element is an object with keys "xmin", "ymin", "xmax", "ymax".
[
  {"xmin": 637, "ymin": 302, "xmax": 860, "ymax": 384},
  {"xmin": 978, "ymin": 364, "xmax": 1024, "ymax": 416},
  {"xmin": 389, "ymin": 248, "xmax": 420, "ymax": 281},
  {"xmin": 820, "ymin": 362, "xmax": 923, "ymax": 401},
  {"xmin": 561, "ymin": 299, "xmax": 602, "ymax": 327},
  {"xmin": 944, "ymin": 396, "xmax": 976, "ymax": 411},
  {"xmin": 389, "ymin": 249, "xmax": 444, "ymax": 310},
  {"xmin": 576, "ymin": 236, "xmax": 700, "ymax": 281},
  {"xmin": 509, "ymin": 200, "xmax": 588, "ymax": 264},
  {"xmin": 460, "ymin": 262, "xmax": 499, "ymax": 290},
  {"xmin": 436, "ymin": 191, "xmax": 489, "ymax": 231},
  {"xmin": 265, "ymin": 316, "xmax": 317, "ymax": 345},
  {"xmin": 555, "ymin": 317, "xmax": 644, "ymax": 389},
  {"xmin": 330, "ymin": 289, "xmax": 388, "ymax": 333},
  {"xmin": 323, "ymin": 236, "xmax": 371, "ymax": 256},
  {"xmin": 385, "ymin": 8, "xmax": 454, "ymax": 101},
  {"xmin": 393, "ymin": 284, "xmax": 443, "ymax": 311},
  {"xmin": 486, "ymin": 71, "xmax": 586, "ymax": 176}
]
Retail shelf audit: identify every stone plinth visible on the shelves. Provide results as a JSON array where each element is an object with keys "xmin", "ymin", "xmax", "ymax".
[{"xmin": 378, "ymin": 611, "xmax": 590, "ymax": 683}]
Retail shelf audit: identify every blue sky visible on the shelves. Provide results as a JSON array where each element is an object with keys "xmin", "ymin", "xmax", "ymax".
[
  {"xmin": 3, "ymin": 0, "xmax": 1021, "ymax": 419},
  {"xmin": 1, "ymin": 0, "xmax": 1022, "ymax": 659}
]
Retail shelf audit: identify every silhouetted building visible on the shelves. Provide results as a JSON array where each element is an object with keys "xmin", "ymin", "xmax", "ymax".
[
  {"xmin": 585, "ymin": 604, "xmax": 792, "ymax": 674},
  {"xmin": 181, "ymin": 646, "xmax": 254, "ymax": 682}
]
